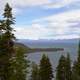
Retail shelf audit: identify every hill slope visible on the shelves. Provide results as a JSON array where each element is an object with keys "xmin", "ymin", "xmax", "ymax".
[{"xmin": 15, "ymin": 42, "xmax": 64, "ymax": 53}]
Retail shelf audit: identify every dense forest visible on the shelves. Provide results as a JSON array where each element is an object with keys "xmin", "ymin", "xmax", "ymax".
[{"xmin": 0, "ymin": 3, "xmax": 80, "ymax": 80}]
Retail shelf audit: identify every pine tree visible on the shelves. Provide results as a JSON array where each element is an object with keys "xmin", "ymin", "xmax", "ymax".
[
  {"xmin": 39, "ymin": 54, "xmax": 53, "ymax": 80},
  {"xmin": 0, "ymin": 3, "xmax": 30, "ymax": 80},
  {"xmin": 9, "ymin": 46, "xmax": 30, "ymax": 80},
  {"xmin": 56, "ymin": 55, "xmax": 66, "ymax": 80},
  {"xmin": 0, "ymin": 3, "xmax": 15, "ymax": 80},
  {"xmin": 72, "ymin": 61, "xmax": 79, "ymax": 80},
  {"xmin": 72, "ymin": 40, "xmax": 80, "ymax": 80},
  {"xmin": 65, "ymin": 53, "xmax": 72, "ymax": 80},
  {"xmin": 30, "ymin": 62, "xmax": 39, "ymax": 80},
  {"xmin": 77, "ymin": 40, "xmax": 80, "ymax": 77},
  {"xmin": 78, "ymin": 40, "xmax": 80, "ymax": 61}
]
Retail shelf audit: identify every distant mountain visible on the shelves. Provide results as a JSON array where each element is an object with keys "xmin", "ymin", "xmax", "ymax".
[
  {"xmin": 17, "ymin": 38, "xmax": 79, "ymax": 44},
  {"xmin": 15, "ymin": 38, "xmax": 79, "ymax": 49}
]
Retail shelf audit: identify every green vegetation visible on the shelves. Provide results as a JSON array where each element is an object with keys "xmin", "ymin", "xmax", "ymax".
[
  {"xmin": 0, "ymin": 3, "xmax": 29, "ymax": 80},
  {"xmin": 56, "ymin": 40, "xmax": 80, "ymax": 80},
  {"xmin": 0, "ymin": 3, "xmax": 15, "ymax": 80},
  {"xmin": 14, "ymin": 43, "xmax": 30, "ymax": 53},
  {"xmin": 56, "ymin": 55, "xmax": 66, "ymax": 80},
  {"xmin": 72, "ymin": 40, "xmax": 80, "ymax": 80},
  {"xmin": 30, "ymin": 54, "xmax": 54, "ymax": 80},
  {"xmin": 30, "ymin": 62, "xmax": 39, "ymax": 80},
  {"xmin": 56, "ymin": 54, "xmax": 72, "ymax": 80},
  {"xmin": 0, "ymin": 3, "xmax": 80, "ymax": 80},
  {"xmin": 39, "ymin": 54, "xmax": 54, "ymax": 80},
  {"xmin": 65, "ymin": 53, "xmax": 72, "ymax": 80},
  {"xmin": 9, "ymin": 45, "xmax": 30, "ymax": 80}
]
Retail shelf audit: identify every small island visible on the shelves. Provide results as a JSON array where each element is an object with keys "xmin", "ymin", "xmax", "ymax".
[{"xmin": 27, "ymin": 48, "xmax": 64, "ymax": 53}]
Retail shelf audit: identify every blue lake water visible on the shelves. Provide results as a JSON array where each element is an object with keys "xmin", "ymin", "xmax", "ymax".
[
  {"xmin": 17, "ymin": 39, "xmax": 79, "ymax": 80},
  {"xmin": 27, "ymin": 42, "xmax": 78, "ymax": 70},
  {"xmin": 17, "ymin": 39, "xmax": 79, "ymax": 70}
]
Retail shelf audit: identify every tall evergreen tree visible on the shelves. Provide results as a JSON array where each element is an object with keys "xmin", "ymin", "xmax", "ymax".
[
  {"xmin": 78, "ymin": 40, "xmax": 80, "ymax": 62},
  {"xmin": 77, "ymin": 40, "xmax": 80, "ymax": 77},
  {"xmin": 72, "ymin": 40, "xmax": 80, "ymax": 80},
  {"xmin": 56, "ymin": 55, "xmax": 66, "ymax": 80},
  {"xmin": 0, "ymin": 3, "xmax": 15, "ymax": 80},
  {"xmin": 30, "ymin": 62, "xmax": 39, "ymax": 80},
  {"xmin": 72, "ymin": 61, "xmax": 79, "ymax": 80},
  {"xmin": 0, "ymin": 3, "xmax": 30, "ymax": 80},
  {"xmin": 39, "ymin": 54, "xmax": 53, "ymax": 80},
  {"xmin": 9, "ymin": 46, "xmax": 30, "ymax": 80},
  {"xmin": 65, "ymin": 53, "xmax": 72, "ymax": 80}
]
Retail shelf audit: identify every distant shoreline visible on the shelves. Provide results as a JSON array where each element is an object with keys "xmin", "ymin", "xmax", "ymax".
[
  {"xmin": 26, "ymin": 48, "xmax": 64, "ymax": 53},
  {"xmin": 15, "ymin": 42, "xmax": 64, "ymax": 53}
]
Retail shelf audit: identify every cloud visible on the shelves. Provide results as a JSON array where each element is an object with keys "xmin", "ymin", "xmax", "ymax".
[
  {"xmin": 43, "ymin": 0, "xmax": 80, "ymax": 9},
  {"xmin": 33, "ymin": 9, "xmax": 80, "ymax": 28},
  {"xmin": 14, "ymin": 23, "xmax": 52, "ymax": 39},
  {"xmin": 0, "ymin": 0, "xmax": 80, "ymax": 39},
  {"xmin": 0, "ymin": 0, "xmax": 50, "ymax": 16},
  {"xmin": 14, "ymin": 25, "xmax": 80, "ymax": 40},
  {"xmin": 0, "ymin": 0, "xmax": 50, "ymax": 7},
  {"xmin": 36, "ymin": 10, "xmax": 80, "ymax": 22},
  {"xmin": 29, "ymin": 10, "xmax": 80, "ymax": 39},
  {"xmin": 0, "ymin": 0, "xmax": 80, "ymax": 16},
  {"xmin": 13, "ymin": 9, "xmax": 80, "ymax": 39},
  {"xmin": 14, "ymin": 15, "xmax": 80, "ymax": 39},
  {"xmin": 2, "ymin": 0, "xmax": 75, "ymax": 8}
]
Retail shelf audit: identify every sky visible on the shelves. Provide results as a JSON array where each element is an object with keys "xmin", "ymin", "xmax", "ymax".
[{"xmin": 0, "ymin": 0, "xmax": 80, "ymax": 40}]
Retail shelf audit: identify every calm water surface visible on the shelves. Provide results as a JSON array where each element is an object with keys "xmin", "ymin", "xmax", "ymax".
[{"xmin": 27, "ymin": 43, "xmax": 78, "ymax": 69}]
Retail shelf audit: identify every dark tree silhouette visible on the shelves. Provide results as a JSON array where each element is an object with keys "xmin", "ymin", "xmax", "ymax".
[
  {"xmin": 56, "ymin": 55, "xmax": 66, "ymax": 80},
  {"xmin": 72, "ymin": 40, "xmax": 80, "ymax": 80},
  {"xmin": 39, "ymin": 54, "xmax": 53, "ymax": 80},
  {"xmin": 65, "ymin": 53, "xmax": 72, "ymax": 80},
  {"xmin": 0, "ymin": 3, "xmax": 15, "ymax": 80},
  {"xmin": 0, "ymin": 3, "xmax": 29, "ymax": 80},
  {"xmin": 30, "ymin": 62, "xmax": 39, "ymax": 80}
]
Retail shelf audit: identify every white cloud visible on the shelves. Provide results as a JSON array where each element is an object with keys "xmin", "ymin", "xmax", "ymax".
[
  {"xmin": 13, "ymin": 9, "xmax": 80, "ymax": 39},
  {"xmin": 43, "ymin": 0, "xmax": 79, "ymax": 9},
  {"xmin": 14, "ymin": 16, "xmax": 80, "ymax": 39},
  {"xmin": 0, "ymin": 0, "xmax": 50, "ymax": 15},
  {"xmin": 0, "ymin": 0, "xmax": 50, "ymax": 7},
  {"xmin": 31, "ymin": 10, "xmax": 80, "ymax": 39},
  {"xmin": 0, "ymin": 0, "xmax": 80, "ymax": 39},
  {"xmin": 1, "ymin": 0, "xmax": 78, "ymax": 8},
  {"xmin": 14, "ymin": 25, "xmax": 80, "ymax": 39},
  {"xmin": 37, "ymin": 10, "xmax": 80, "ymax": 22},
  {"xmin": 0, "ymin": 0, "xmax": 79, "ymax": 15},
  {"xmin": 34, "ymin": 10, "xmax": 80, "ymax": 28},
  {"xmin": 14, "ymin": 23, "xmax": 53, "ymax": 39}
]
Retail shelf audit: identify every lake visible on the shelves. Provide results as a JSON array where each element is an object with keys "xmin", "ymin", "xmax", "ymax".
[{"xmin": 18, "ymin": 39, "xmax": 79, "ymax": 70}]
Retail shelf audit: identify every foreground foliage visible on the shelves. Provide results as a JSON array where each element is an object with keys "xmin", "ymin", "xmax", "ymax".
[
  {"xmin": 30, "ymin": 62, "xmax": 39, "ymax": 80},
  {"xmin": 39, "ymin": 54, "xmax": 54, "ymax": 80},
  {"xmin": 0, "ymin": 3, "xmax": 29, "ymax": 80}
]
